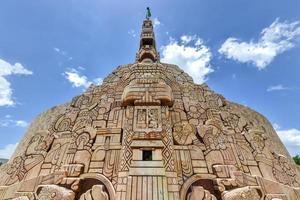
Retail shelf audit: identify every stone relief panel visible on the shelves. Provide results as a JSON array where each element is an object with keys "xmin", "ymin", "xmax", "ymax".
[
  {"xmin": 0, "ymin": 61, "xmax": 299, "ymax": 200},
  {"xmin": 187, "ymin": 186, "xmax": 217, "ymax": 200},
  {"xmin": 35, "ymin": 185, "xmax": 75, "ymax": 200},
  {"xmin": 119, "ymin": 128, "xmax": 133, "ymax": 172},
  {"xmin": 133, "ymin": 106, "xmax": 162, "ymax": 133},
  {"xmin": 122, "ymin": 78, "xmax": 173, "ymax": 106},
  {"xmin": 79, "ymin": 185, "xmax": 109, "ymax": 200},
  {"xmin": 173, "ymin": 122, "xmax": 197, "ymax": 145},
  {"xmin": 223, "ymin": 186, "xmax": 264, "ymax": 200},
  {"xmin": 272, "ymin": 152, "xmax": 299, "ymax": 187}
]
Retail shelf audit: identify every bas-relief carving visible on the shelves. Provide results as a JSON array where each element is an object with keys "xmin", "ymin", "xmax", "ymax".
[
  {"xmin": 35, "ymin": 185, "xmax": 75, "ymax": 200},
  {"xmin": 223, "ymin": 186, "xmax": 263, "ymax": 200},
  {"xmin": 173, "ymin": 122, "xmax": 197, "ymax": 145},
  {"xmin": 133, "ymin": 106, "xmax": 162, "ymax": 133},
  {"xmin": 12, "ymin": 197, "xmax": 30, "ymax": 200},
  {"xmin": 187, "ymin": 186, "xmax": 217, "ymax": 200},
  {"xmin": 1, "ymin": 18, "xmax": 299, "ymax": 200},
  {"xmin": 272, "ymin": 152, "xmax": 299, "ymax": 187},
  {"xmin": 79, "ymin": 185, "xmax": 109, "ymax": 200}
]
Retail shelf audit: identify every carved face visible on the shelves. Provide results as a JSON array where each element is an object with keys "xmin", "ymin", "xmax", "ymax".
[{"xmin": 173, "ymin": 122, "xmax": 197, "ymax": 145}]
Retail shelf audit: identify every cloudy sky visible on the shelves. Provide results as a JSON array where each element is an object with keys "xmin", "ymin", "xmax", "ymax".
[{"xmin": 0, "ymin": 0, "xmax": 300, "ymax": 159}]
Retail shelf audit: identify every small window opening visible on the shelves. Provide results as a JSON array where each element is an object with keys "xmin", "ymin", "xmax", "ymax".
[{"xmin": 142, "ymin": 150, "xmax": 153, "ymax": 161}]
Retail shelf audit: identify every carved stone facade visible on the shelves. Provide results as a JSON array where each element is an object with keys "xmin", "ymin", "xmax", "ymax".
[{"xmin": 0, "ymin": 17, "xmax": 300, "ymax": 200}]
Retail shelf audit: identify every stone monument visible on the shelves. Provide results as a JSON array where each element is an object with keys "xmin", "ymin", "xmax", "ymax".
[{"xmin": 0, "ymin": 13, "xmax": 299, "ymax": 200}]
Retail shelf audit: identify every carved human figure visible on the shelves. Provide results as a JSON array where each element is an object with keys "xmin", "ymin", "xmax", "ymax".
[
  {"xmin": 173, "ymin": 122, "xmax": 197, "ymax": 145},
  {"xmin": 272, "ymin": 152, "xmax": 299, "ymax": 187},
  {"xmin": 148, "ymin": 109, "xmax": 158, "ymax": 128},
  {"xmin": 198, "ymin": 119, "xmax": 231, "ymax": 151},
  {"xmin": 6, "ymin": 156, "xmax": 26, "ymax": 185}
]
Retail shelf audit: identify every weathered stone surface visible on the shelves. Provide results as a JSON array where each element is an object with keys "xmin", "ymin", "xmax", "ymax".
[
  {"xmin": 35, "ymin": 185, "xmax": 75, "ymax": 200},
  {"xmin": 187, "ymin": 186, "xmax": 217, "ymax": 200},
  {"xmin": 79, "ymin": 185, "xmax": 109, "ymax": 200},
  {"xmin": 0, "ymin": 16, "xmax": 299, "ymax": 200},
  {"xmin": 12, "ymin": 197, "xmax": 30, "ymax": 200},
  {"xmin": 223, "ymin": 186, "xmax": 263, "ymax": 200}
]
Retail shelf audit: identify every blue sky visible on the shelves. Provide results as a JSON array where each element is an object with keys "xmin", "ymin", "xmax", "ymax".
[{"xmin": 0, "ymin": 0, "xmax": 300, "ymax": 158}]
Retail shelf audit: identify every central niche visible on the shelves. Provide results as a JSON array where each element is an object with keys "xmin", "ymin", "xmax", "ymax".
[{"xmin": 133, "ymin": 106, "xmax": 162, "ymax": 133}]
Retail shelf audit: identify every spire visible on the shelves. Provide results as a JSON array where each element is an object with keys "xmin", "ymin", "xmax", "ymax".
[{"xmin": 136, "ymin": 8, "xmax": 160, "ymax": 63}]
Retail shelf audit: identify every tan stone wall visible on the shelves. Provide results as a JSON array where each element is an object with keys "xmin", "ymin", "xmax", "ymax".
[
  {"xmin": 0, "ymin": 63, "xmax": 299, "ymax": 200},
  {"xmin": 11, "ymin": 103, "xmax": 69, "ymax": 161}
]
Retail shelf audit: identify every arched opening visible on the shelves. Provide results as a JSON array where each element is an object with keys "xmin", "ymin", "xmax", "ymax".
[
  {"xmin": 78, "ymin": 173, "xmax": 115, "ymax": 200},
  {"xmin": 180, "ymin": 175, "xmax": 221, "ymax": 200},
  {"xmin": 76, "ymin": 178, "xmax": 108, "ymax": 199},
  {"xmin": 140, "ymin": 52, "xmax": 156, "ymax": 62},
  {"xmin": 186, "ymin": 179, "xmax": 221, "ymax": 200}
]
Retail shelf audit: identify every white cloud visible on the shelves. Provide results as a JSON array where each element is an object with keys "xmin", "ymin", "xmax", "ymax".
[
  {"xmin": 219, "ymin": 18, "xmax": 300, "ymax": 69},
  {"xmin": 63, "ymin": 68, "xmax": 102, "ymax": 88},
  {"xmin": 153, "ymin": 17, "xmax": 161, "ymax": 28},
  {"xmin": 0, "ymin": 143, "xmax": 18, "ymax": 159},
  {"xmin": 0, "ymin": 116, "xmax": 29, "ymax": 128},
  {"xmin": 54, "ymin": 47, "xmax": 60, "ymax": 53},
  {"xmin": 273, "ymin": 123, "xmax": 281, "ymax": 130},
  {"xmin": 161, "ymin": 35, "xmax": 213, "ymax": 84},
  {"xmin": 128, "ymin": 29, "xmax": 136, "ymax": 38},
  {"xmin": 0, "ymin": 59, "xmax": 33, "ymax": 106},
  {"xmin": 276, "ymin": 128, "xmax": 300, "ymax": 155},
  {"xmin": 15, "ymin": 120, "xmax": 29, "ymax": 127},
  {"xmin": 179, "ymin": 35, "xmax": 197, "ymax": 44},
  {"xmin": 267, "ymin": 84, "xmax": 290, "ymax": 92},
  {"xmin": 53, "ymin": 47, "xmax": 67, "ymax": 56},
  {"xmin": 93, "ymin": 78, "xmax": 103, "ymax": 85},
  {"xmin": 64, "ymin": 68, "xmax": 90, "ymax": 88}
]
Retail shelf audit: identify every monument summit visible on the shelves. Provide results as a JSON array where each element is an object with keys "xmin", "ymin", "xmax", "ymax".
[{"xmin": 0, "ymin": 10, "xmax": 299, "ymax": 200}]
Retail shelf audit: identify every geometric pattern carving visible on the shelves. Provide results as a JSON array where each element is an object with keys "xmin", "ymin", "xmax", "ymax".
[{"xmin": 119, "ymin": 129, "xmax": 133, "ymax": 172}]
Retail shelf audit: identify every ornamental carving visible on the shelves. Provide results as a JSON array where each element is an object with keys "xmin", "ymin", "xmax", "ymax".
[
  {"xmin": 223, "ymin": 186, "xmax": 264, "ymax": 200},
  {"xmin": 272, "ymin": 152, "xmax": 299, "ymax": 187},
  {"xmin": 246, "ymin": 128, "xmax": 267, "ymax": 154},
  {"xmin": 133, "ymin": 106, "xmax": 162, "ymax": 133},
  {"xmin": 187, "ymin": 186, "xmax": 217, "ymax": 200},
  {"xmin": 173, "ymin": 122, "xmax": 197, "ymax": 145},
  {"xmin": 35, "ymin": 185, "xmax": 75, "ymax": 200},
  {"xmin": 79, "ymin": 185, "xmax": 109, "ymax": 200},
  {"xmin": 198, "ymin": 119, "xmax": 232, "ymax": 152}
]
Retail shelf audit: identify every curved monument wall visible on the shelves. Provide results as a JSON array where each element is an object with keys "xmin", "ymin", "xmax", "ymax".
[{"xmin": 0, "ymin": 63, "xmax": 299, "ymax": 200}]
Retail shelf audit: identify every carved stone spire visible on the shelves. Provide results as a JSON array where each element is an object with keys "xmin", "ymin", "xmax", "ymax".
[{"xmin": 136, "ymin": 12, "xmax": 160, "ymax": 63}]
